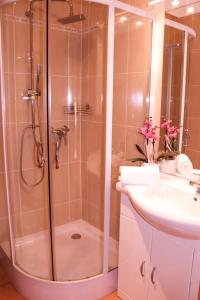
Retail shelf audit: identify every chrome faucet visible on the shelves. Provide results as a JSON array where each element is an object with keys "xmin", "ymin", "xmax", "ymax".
[
  {"xmin": 189, "ymin": 176, "xmax": 200, "ymax": 194},
  {"xmin": 52, "ymin": 125, "xmax": 70, "ymax": 169}
]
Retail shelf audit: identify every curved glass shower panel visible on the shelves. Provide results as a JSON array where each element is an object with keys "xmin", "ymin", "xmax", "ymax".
[
  {"xmin": 0, "ymin": 100, "xmax": 11, "ymax": 259},
  {"xmin": 109, "ymin": 9, "xmax": 153, "ymax": 270},
  {"xmin": 0, "ymin": 0, "xmax": 52, "ymax": 279},
  {"xmin": 49, "ymin": 0, "xmax": 108, "ymax": 281}
]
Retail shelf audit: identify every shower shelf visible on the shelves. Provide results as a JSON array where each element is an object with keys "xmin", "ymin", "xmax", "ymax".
[{"xmin": 64, "ymin": 104, "xmax": 92, "ymax": 115}]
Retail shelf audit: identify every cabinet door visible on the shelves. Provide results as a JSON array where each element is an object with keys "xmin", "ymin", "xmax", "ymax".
[
  {"xmin": 189, "ymin": 250, "xmax": 200, "ymax": 300},
  {"xmin": 148, "ymin": 229, "xmax": 194, "ymax": 300},
  {"xmin": 118, "ymin": 197, "xmax": 152, "ymax": 300}
]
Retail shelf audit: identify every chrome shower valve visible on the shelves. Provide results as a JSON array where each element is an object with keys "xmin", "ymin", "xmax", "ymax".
[{"xmin": 22, "ymin": 89, "xmax": 41, "ymax": 101}]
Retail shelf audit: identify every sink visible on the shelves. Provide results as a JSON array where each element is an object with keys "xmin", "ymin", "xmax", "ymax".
[{"xmin": 118, "ymin": 176, "xmax": 200, "ymax": 239}]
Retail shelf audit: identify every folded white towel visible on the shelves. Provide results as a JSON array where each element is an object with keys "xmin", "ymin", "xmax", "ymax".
[
  {"xmin": 176, "ymin": 154, "xmax": 193, "ymax": 176},
  {"xmin": 119, "ymin": 165, "xmax": 160, "ymax": 187}
]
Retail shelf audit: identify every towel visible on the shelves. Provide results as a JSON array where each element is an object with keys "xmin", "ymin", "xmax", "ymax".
[
  {"xmin": 119, "ymin": 165, "xmax": 160, "ymax": 187},
  {"xmin": 176, "ymin": 154, "xmax": 193, "ymax": 176}
]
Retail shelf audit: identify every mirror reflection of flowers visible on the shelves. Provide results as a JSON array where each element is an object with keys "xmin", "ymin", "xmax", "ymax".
[
  {"xmin": 158, "ymin": 119, "xmax": 179, "ymax": 161},
  {"xmin": 129, "ymin": 117, "xmax": 158, "ymax": 165}
]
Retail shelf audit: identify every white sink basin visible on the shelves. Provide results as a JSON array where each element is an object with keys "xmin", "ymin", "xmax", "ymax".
[{"xmin": 118, "ymin": 177, "xmax": 200, "ymax": 239}]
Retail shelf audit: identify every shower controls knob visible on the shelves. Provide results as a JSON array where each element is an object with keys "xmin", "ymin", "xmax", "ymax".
[{"xmin": 22, "ymin": 89, "xmax": 40, "ymax": 101}]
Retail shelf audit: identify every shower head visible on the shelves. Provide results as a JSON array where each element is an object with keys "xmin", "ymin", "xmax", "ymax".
[
  {"xmin": 56, "ymin": 0, "xmax": 86, "ymax": 24},
  {"xmin": 58, "ymin": 13, "xmax": 85, "ymax": 24}
]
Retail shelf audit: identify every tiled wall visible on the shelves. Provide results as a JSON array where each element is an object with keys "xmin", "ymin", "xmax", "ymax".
[
  {"xmin": 50, "ymin": 1, "xmax": 108, "ymax": 231},
  {"xmin": 110, "ymin": 13, "xmax": 152, "ymax": 240},
  {"xmin": 49, "ymin": 0, "xmax": 83, "ymax": 226},
  {"xmin": 1, "ymin": 1, "xmax": 50, "ymax": 239},
  {"xmin": 0, "ymin": 0, "xmax": 153, "ymax": 247},
  {"xmin": 179, "ymin": 13, "xmax": 200, "ymax": 168},
  {"xmin": 81, "ymin": 2, "xmax": 107, "ymax": 231},
  {"xmin": 0, "ymin": 94, "xmax": 10, "ymax": 256}
]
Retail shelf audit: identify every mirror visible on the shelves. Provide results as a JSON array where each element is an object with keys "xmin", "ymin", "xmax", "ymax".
[
  {"xmin": 160, "ymin": 24, "xmax": 185, "ymax": 153},
  {"xmin": 160, "ymin": 5, "xmax": 199, "ymax": 169}
]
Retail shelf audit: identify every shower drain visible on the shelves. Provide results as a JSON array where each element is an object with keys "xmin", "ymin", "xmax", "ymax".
[{"xmin": 71, "ymin": 233, "xmax": 82, "ymax": 240}]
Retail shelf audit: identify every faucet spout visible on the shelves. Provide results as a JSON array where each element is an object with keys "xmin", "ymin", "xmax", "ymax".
[{"xmin": 189, "ymin": 180, "xmax": 200, "ymax": 194}]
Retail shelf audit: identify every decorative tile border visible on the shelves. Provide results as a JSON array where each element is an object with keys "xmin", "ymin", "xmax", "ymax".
[{"xmin": 3, "ymin": 13, "xmax": 106, "ymax": 34}]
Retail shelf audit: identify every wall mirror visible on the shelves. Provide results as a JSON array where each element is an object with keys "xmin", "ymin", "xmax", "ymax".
[{"xmin": 160, "ymin": 0, "xmax": 199, "ymax": 168}]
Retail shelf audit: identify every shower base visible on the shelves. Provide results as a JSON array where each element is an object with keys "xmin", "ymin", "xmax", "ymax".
[{"xmin": 3, "ymin": 219, "xmax": 118, "ymax": 281}]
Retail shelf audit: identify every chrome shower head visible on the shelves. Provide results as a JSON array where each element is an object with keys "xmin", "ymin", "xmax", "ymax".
[
  {"xmin": 58, "ymin": 13, "xmax": 86, "ymax": 24},
  {"xmin": 55, "ymin": 0, "xmax": 86, "ymax": 24}
]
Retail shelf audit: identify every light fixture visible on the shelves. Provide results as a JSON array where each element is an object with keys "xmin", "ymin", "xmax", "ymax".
[
  {"xmin": 136, "ymin": 21, "xmax": 143, "ymax": 27},
  {"xmin": 171, "ymin": 0, "xmax": 180, "ymax": 7},
  {"xmin": 119, "ymin": 16, "xmax": 127, "ymax": 23},
  {"xmin": 148, "ymin": 0, "xmax": 164, "ymax": 6},
  {"xmin": 187, "ymin": 6, "xmax": 195, "ymax": 13}
]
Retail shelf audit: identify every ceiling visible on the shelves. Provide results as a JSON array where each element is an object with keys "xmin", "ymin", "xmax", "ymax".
[
  {"xmin": 165, "ymin": 0, "xmax": 200, "ymax": 17},
  {"xmin": 148, "ymin": 0, "xmax": 200, "ymax": 17}
]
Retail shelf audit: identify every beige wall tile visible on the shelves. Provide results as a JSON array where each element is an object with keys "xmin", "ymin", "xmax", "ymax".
[
  {"xmin": 69, "ymin": 162, "xmax": 81, "ymax": 200},
  {"xmin": 53, "ymin": 203, "xmax": 69, "ymax": 226},
  {"xmin": 52, "ymin": 164, "xmax": 69, "ymax": 204},
  {"xmin": 113, "ymin": 74, "xmax": 127, "ymax": 125},
  {"xmin": 68, "ymin": 33, "xmax": 82, "ymax": 77},
  {"xmin": 2, "ymin": 20, "xmax": 14, "ymax": 73},
  {"xmin": 126, "ymin": 72, "xmax": 150, "ymax": 127},
  {"xmin": 128, "ymin": 17, "xmax": 152, "ymax": 73},
  {"xmin": 69, "ymin": 200, "xmax": 82, "ymax": 221},
  {"xmin": 114, "ymin": 18, "xmax": 128, "ymax": 75},
  {"xmin": 50, "ymin": 29, "xmax": 68, "ymax": 76}
]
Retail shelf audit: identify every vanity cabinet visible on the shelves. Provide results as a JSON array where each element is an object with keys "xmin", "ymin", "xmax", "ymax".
[
  {"xmin": 118, "ymin": 194, "xmax": 200, "ymax": 300},
  {"xmin": 118, "ymin": 202, "xmax": 152, "ymax": 300},
  {"xmin": 148, "ymin": 230, "xmax": 193, "ymax": 300}
]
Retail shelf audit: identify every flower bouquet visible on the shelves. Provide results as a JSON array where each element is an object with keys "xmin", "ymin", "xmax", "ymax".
[
  {"xmin": 129, "ymin": 117, "xmax": 158, "ymax": 165},
  {"xmin": 157, "ymin": 119, "xmax": 179, "ymax": 161}
]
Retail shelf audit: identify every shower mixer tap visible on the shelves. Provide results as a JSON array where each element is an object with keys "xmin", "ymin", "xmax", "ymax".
[
  {"xmin": 52, "ymin": 125, "xmax": 70, "ymax": 169},
  {"xmin": 22, "ymin": 64, "xmax": 41, "ymax": 101},
  {"xmin": 22, "ymin": 89, "xmax": 40, "ymax": 101}
]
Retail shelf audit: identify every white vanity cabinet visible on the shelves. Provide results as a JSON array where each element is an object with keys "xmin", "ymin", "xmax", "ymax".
[
  {"xmin": 148, "ymin": 230, "xmax": 193, "ymax": 300},
  {"xmin": 118, "ymin": 197, "xmax": 152, "ymax": 300},
  {"xmin": 118, "ymin": 194, "xmax": 200, "ymax": 300}
]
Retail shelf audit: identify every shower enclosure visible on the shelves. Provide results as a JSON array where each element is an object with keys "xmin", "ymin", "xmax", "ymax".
[{"xmin": 0, "ymin": 0, "xmax": 154, "ymax": 298}]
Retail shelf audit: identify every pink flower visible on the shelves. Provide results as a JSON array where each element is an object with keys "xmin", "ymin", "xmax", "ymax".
[
  {"xmin": 161, "ymin": 119, "xmax": 172, "ymax": 129},
  {"xmin": 144, "ymin": 119, "xmax": 153, "ymax": 129},
  {"xmin": 167, "ymin": 126, "xmax": 179, "ymax": 140},
  {"xmin": 139, "ymin": 118, "xmax": 158, "ymax": 141}
]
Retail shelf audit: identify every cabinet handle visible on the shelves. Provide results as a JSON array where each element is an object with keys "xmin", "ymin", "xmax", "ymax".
[
  {"xmin": 151, "ymin": 267, "xmax": 156, "ymax": 285},
  {"xmin": 140, "ymin": 261, "xmax": 145, "ymax": 277}
]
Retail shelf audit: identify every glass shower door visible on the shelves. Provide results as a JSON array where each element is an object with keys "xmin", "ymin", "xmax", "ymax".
[
  {"xmin": 48, "ymin": 0, "xmax": 108, "ymax": 281},
  {"xmin": 0, "ymin": 0, "xmax": 52, "ymax": 279}
]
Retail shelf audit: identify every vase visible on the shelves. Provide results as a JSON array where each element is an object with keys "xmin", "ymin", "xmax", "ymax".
[{"xmin": 159, "ymin": 159, "xmax": 176, "ymax": 174}]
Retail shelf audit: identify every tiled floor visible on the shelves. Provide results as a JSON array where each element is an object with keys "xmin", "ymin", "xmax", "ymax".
[
  {"xmin": 0, "ymin": 264, "xmax": 119, "ymax": 300},
  {"xmin": 0, "ymin": 283, "xmax": 27, "ymax": 300},
  {"xmin": 102, "ymin": 292, "xmax": 119, "ymax": 299},
  {"xmin": 0, "ymin": 265, "xmax": 26, "ymax": 299}
]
